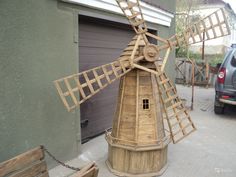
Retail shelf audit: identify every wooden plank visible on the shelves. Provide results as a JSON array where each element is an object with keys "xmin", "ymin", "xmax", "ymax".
[
  {"xmin": 124, "ymin": 2, "xmax": 137, "ymax": 10},
  {"xmin": 83, "ymin": 72, "xmax": 95, "ymax": 94},
  {"xmin": 215, "ymin": 11, "xmax": 224, "ymax": 35},
  {"xmin": 128, "ymin": 12, "xmax": 141, "ymax": 20},
  {"xmin": 130, "ymin": 35, "xmax": 142, "ymax": 66},
  {"xmin": 102, "ymin": 66, "xmax": 111, "ymax": 84},
  {"xmin": 221, "ymin": 8, "xmax": 231, "ymax": 35},
  {"xmin": 9, "ymin": 161, "xmax": 48, "ymax": 177},
  {"xmin": 54, "ymin": 81, "xmax": 71, "ymax": 111},
  {"xmin": 128, "ymin": 39, "xmax": 146, "ymax": 46},
  {"xmin": 135, "ymin": 70, "xmax": 139, "ymax": 142},
  {"xmin": 208, "ymin": 16, "xmax": 217, "ymax": 38},
  {"xmin": 116, "ymin": 76, "xmax": 126, "ymax": 138},
  {"xmin": 157, "ymin": 72, "xmax": 187, "ymax": 138},
  {"xmin": 0, "ymin": 146, "xmax": 44, "ymax": 177},
  {"xmin": 111, "ymin": 63, "xmax": 119, "ymax": 78},
  {"xmin": 159, "ymin": 78, "xmax": 170, "ymax": 85},
  {"xmin": 64, "ymin": 78, "xmax": 78, "ymax": 105},
  {"xmin": 164, "ymin": 95, "xmax": 178, "ymax": 104},
  {"xmin": 73, "ymin": 162, "xmax": 99, "ymax": 177},
  {"xmin": 74, "ymin": 77, "xmax": 87, "ymax": 99},
  {"xmin": 161, "ymin": 47, "xmax": 171, "ymax": 71},
  {"xmin": 133, "ymin": 64, "xmax": 158, "ymax": 75},
  {"xmin": 201, "ymin": 20, "xmax": 210, "ymax": 40},
  {"xmin": 195, "ymin": 23, "xmax": 203, "ymax": 41},
  {"xmin": 145, "ymin": 32, "xmax": 168, "ymax": 44}
]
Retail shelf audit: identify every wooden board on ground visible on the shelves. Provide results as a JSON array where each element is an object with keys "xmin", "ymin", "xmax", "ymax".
[{"xmin": 0, "ymin": 146, "xmax": 98, "ymax": 177}]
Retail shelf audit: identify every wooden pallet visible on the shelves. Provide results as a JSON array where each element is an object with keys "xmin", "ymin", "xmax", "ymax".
[
  {"xmin": 0, "ymin": 146, "xmax": 99, "ymax": 177},
  {"xmin": 0, "ymin": 147, "xmax": 48, "ymax": 177}
]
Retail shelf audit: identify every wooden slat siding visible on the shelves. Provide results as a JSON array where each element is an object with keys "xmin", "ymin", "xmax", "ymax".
[
  {"xmin": 8, "ymin": 161, "xmax": 48, "ymax": 177},
  {"xmin": 0, "ymin": 147, "xmax": 44, "ymax": 177},
  {"xmin": 135, "ymin": 70, "xmax": 139, "ymax": 142}
]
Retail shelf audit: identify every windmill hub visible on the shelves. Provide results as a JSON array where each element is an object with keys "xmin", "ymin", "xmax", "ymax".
[{"xmin": 143, "ymin": 44, "xmax": 159, "ymax": 62}]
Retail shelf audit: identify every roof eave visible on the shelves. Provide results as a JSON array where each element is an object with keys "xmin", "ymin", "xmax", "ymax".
[{"xmin": 60, "ymin": 0, "xmax": 174, "ymax": 27}]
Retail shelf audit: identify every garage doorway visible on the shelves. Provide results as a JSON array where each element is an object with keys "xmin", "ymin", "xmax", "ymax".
[{"xmin": 79, "ymin": 15, "xmax": 157, "ymax": 142}]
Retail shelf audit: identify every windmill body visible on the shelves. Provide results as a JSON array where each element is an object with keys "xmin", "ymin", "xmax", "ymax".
[
  {"xmin": 54, "ymin": 0, "xmax": 231, "ymax": 176},
  {"xmin": 106, "ymin": 64, "xmax": 169, "ymax": 176}
]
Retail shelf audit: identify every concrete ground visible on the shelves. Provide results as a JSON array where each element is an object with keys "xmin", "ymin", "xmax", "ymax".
[{"xmin": 50, "ymin": 85, "xmax": 236, "ymax": 177}]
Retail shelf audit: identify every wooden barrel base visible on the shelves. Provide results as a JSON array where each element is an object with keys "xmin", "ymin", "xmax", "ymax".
[
  {"xmin": 106, "ymin": 160, "xmax": 168, "ymax": 177},
  {"xmin": 106, "ymin": 144, "xmax": 168, "ymax": 176}
]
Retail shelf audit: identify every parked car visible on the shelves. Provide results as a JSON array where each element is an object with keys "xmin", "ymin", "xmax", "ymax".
[{"xmin": 214, "ymin": 47, "xmax": 236, "ymax": 114}]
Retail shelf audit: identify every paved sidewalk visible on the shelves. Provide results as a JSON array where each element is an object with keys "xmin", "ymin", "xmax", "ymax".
[{"xmin": 50, "ymin": 85, "xmax": 236, "ymax": 177}]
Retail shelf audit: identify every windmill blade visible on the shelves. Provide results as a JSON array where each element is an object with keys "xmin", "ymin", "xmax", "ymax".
[
  {"xmin": 158, "ymin": 8, "xmax": 231, "ymax": 51},
  {"xmin": 54, "ymin": 35, "xmax": 145, "ymax": 112},
  {"xmin": 155, "ymin": 67, "xmax": 196, "ymax": 143},
  {"xmin": 116, "ymin": 0, "xmax": 147, "ymax": 34}
]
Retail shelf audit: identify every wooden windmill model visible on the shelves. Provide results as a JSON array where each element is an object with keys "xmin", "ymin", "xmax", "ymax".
[{"xmin": 54, "ymin": 1, "xmax": 230, "ymax": 176}]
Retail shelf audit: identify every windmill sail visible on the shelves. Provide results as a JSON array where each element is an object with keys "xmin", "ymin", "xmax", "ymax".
[
  {"xmin": 116, "ymin": 0, "xmax": 147, "ymax": 34},
  {"xmin": 54, "ymin": 35, "xmax": 146, "ymax": 111},
  {"xmin": 158, "ymin": 8, "xmax": 231, "ymax": 50},
  {"xmin": 155, "ymin": 68, "xmax": 196, "ymax": 143}
]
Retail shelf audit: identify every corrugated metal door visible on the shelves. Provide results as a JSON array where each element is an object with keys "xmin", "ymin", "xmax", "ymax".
[{"xmin": 79, "ymin": 16, "xmax": 135, "ymax": 142}]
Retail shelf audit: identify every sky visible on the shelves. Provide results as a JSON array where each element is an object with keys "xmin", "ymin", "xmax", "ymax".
[{"xmin": 223, "ymin": 0, "xmax": 236, "ymax": 13}]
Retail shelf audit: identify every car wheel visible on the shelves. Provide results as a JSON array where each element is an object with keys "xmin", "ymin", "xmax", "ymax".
[
  {"xmin": 214, "ymin": 105, "xmax": 224, "ymax": 114},
  {"xmin": 214, "ymin": 95, "xmax": 225, "ymax": 114}
]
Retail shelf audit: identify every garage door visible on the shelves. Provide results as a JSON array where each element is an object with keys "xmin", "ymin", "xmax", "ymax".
[{"xmin": 79, "ymin": 16, "xmax": 135, "ymax": 142}]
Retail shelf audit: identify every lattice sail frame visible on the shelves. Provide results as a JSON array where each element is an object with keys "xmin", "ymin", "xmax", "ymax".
[{"xmin": 54, "ymin": 1, "xmax": 231, "ymax": 143}]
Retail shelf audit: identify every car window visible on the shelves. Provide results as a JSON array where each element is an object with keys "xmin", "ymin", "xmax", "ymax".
[{"xmin": 231, "ymin": 52, "xmax": 236, "ymax": 67}]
